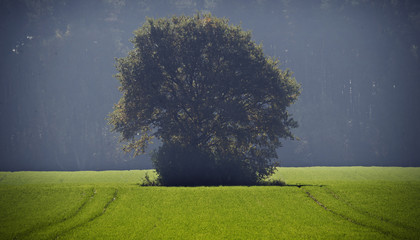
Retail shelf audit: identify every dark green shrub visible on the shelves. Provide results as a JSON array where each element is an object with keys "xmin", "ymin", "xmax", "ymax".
[
  {"xmin": 152, "ymin": 143, "xmax": 217, "ymax": 186},
  {"xmin": 152, "ymin": 142, "xmax": 268, "ymax": 186}
]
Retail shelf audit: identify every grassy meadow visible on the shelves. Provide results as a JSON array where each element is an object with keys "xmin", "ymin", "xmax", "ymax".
[{"xmin": 0, "ymin": 167, "xmax": 419, "ymax": 239}]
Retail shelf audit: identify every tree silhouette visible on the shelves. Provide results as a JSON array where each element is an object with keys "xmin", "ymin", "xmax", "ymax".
[{"xmin": 109, "ymin": 14, "xmax": 300, "ymax": 185}]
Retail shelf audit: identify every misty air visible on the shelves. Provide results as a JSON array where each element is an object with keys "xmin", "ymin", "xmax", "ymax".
[{"xmin": 1, "ymin": 1, "xmax": 419, "ymax": 239}]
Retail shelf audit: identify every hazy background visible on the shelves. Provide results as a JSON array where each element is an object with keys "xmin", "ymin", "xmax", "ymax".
[{"xmin": 1, "ymin": 0, "xmax": 419, "ymax": 171}]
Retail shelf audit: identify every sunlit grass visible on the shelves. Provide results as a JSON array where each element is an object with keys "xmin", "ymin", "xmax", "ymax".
[
  {"xmin": 304, "ymin": 182, "xmax": 420, "ymax": 239},
  {"xmin": 60, "ymin": 186, "xmax": 387, "ymax": 240},
  {"xmin": 272, "ymin": 166, "xmax": 420, "ymax": 185},
  {"xmin": 0, "ymin": 170, "xmax": 150, "ymax": 185},
  {"xmin": 0, "ymin": 185, "xmax": 89, "ymax": 239},
  {"xmin": 0, "ymin": 167, "xmax": 419, "ymax": 239}
]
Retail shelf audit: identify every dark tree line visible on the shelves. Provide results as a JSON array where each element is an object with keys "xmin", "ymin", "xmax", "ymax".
[{"xmin": 1, "ymin": 0, "xmax": 419, "ymax": 170}]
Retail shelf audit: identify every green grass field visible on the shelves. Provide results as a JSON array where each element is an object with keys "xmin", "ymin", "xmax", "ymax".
[{"xmin": 1, "ymin": 167, "xmax": 419, "ymax": 239}]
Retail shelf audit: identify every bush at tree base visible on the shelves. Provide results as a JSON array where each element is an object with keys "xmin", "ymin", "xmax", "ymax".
[{"xmin": 152, "ymin": 142, "xmax": 263, "ymax": 186}]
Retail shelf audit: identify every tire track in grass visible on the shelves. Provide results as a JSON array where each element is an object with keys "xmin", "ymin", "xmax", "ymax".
[
  {"xmin": 53, "ymin": 188, "xmax": 118, "ymax": 239},
  {"xmin": 13, "ymin": 187, "xmax": 96, "ymax": 240},
  {"xmin": 321, "ymin": 186, "xmax": 419, "ymax": 233},
  {"xmin": 303, "ymin": 187, "xmax": 399, "ymax": 239}
]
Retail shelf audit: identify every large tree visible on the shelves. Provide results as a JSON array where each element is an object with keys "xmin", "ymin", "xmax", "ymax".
[{"xmin": 109, "ymin": 14, "xmax": 300, "ymax": 185}]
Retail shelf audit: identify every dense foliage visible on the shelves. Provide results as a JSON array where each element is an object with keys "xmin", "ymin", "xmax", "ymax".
[{"xmin": 109, "ymin": 14, "xmax": 300, "ymax": 185}]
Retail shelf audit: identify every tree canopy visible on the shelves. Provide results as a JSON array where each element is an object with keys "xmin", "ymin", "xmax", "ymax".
[{"xmin": 109, "ymin": 14, "xmax": 300, "ymax": 185}]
